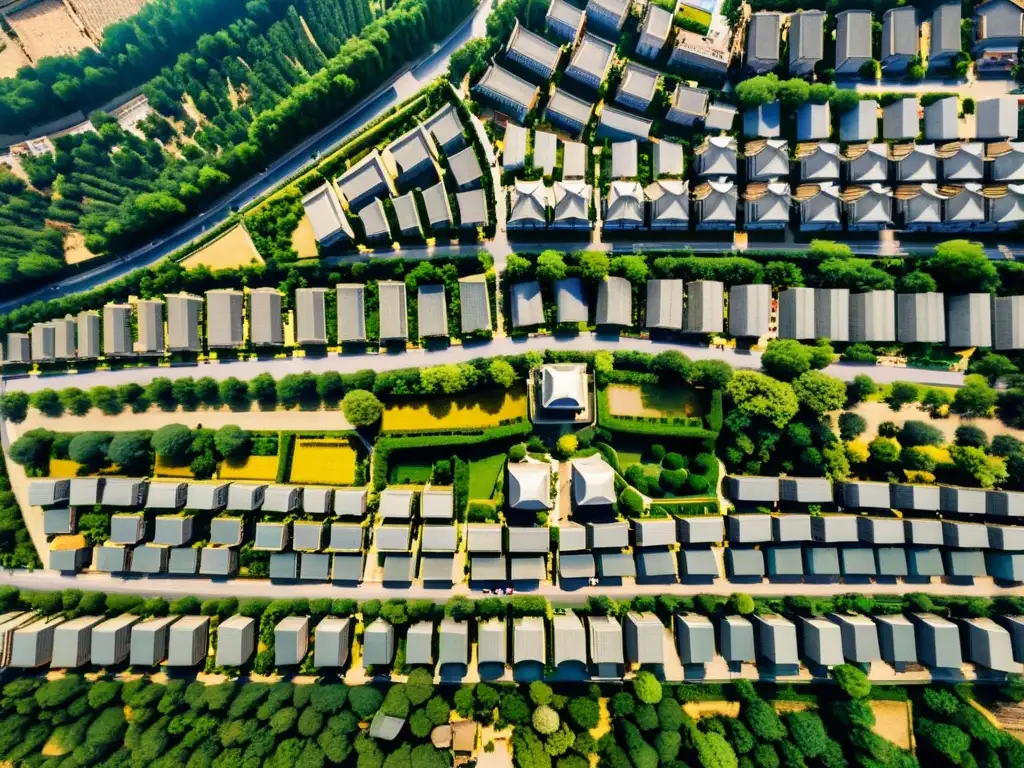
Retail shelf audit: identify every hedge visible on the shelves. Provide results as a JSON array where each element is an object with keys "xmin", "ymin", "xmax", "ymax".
[{"xmin": 275, "ymin": 433, "xmax": 296, "ymax": 483}]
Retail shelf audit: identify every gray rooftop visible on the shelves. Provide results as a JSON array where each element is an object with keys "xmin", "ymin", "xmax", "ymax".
[
  {"xmin": 514, "ymin": 616, "xmax": 546, "ymax": 665},
  {"xmin": 378, "ymin": 282, "xmax": 408, "ymax": 341},
  {"xmin": 678, "ymin": 548, "xmax": 719, "ymax": 578},
  {"xmin": 720, "ymin": 615, "xmax": 756, "ymax": 662},
  {"xmin": 925, "ymin": 97, "xmax": 959, "ymax": 141},
  {"xmin": 728, "ymin": 547, "xmax": 765, "ymax": 578},
  {"xmin": 553, "ymin": 612, "xmax": 586, "ymax": 666},
  {"xmin": 755, "ymin": 614, "xmax": 799, "ymax": 666},
  {"xmin": 459, "ymin": 275, "xmax": 491, "ymax": 334},
  {"xmin": 417, "ymin": 284, "xmax": 448, "ymax": 339}
]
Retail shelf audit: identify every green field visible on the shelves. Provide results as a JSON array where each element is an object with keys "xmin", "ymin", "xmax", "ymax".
[
  {"xmin": 469, "ymin": 454, "xmax": 506, "ymax": 499},
  {"xmin": 388, "ymin": 462, "xmax": 432, "ymax": 484}
]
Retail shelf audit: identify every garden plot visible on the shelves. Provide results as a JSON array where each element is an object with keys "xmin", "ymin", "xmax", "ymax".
[
  {"xmin": 606, "ymin": 383, "xmax": 705, "ymax": 419},
  {"xmin": 381, "ymin": 387, "xmax": 527, "ymax": 433},
  {"xmin": 67, "ymin": 0, "xmax": 148, "ymax": 39},
  {"xmin": 870, "ymin": 700, "xmax": 913, "ymax": 750},
  {"xmin": 180, "ymin": 225, "xmax": 264, "ymax": 271},
  {"xmin": 5, "ymin": 0, "xmax": 93, "ymax": 61},
  {"xmin": 219, "ymin": 455, "xmax": 278, "ymax": 481},
  {"xmin": 469, "ymin": 453, "xmax": 505, "ymax": 499},
  {"xmin": 288, "ymin": 437, "xmax": 358, "ymax": 485}
]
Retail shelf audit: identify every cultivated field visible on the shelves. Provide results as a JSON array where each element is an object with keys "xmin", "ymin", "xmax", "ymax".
[
  {"xmin": 381, "ymin": 387, "xmax": 528, "ymax": 432},
  {"xmin": 180, "ymin": 224, "xmax": 264, "ymax": 271},
  {"xmin": 288, "ymin": 437, "xmax": 358, "ymax": 485},
  {"xmin": 606, "ymin": 383, "xmax": 705, "ymax": 419},
  {"xmin": 219, "ymin": 455, "xmax": 279, "ymax": 481},
  {"xmin": 0, "ymin": 27, "xmax": 29, "ymax": 79},
  {"xmin": 68, "ymin": 0, "xmax": 148, "ymax": 40},
  {"xmin": 5, "ymin": 0, "xmax": 92, "ymax": 62}
]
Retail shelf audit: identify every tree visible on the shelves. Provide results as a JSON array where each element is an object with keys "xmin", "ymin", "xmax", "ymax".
[
  {"xmin": 952, "ymin": 375, "xmax": 997, "ymax": 417},
  {"xmin": 898, "ymin": 270, "xmax": 937, "ymax": 293},
  {"xmin": 405, "ymin": 668, "xmax": 434, "ymax": 706},
  {"xmin": 653, "ymin": 350, "xmax": 693, "ymax": 382},
  {"xmin": 838, "ymin": 412, "xmax": 867, "ymax": 440},
  {"xmin": 886, "ymin": 381, "xmax": 920, "ymax": 410},
  {"xmin": 729, "ymin": 593, "xmax": 755, "ymax": 615},
  {"xmin": 846, "ymin": 374, "xmax": 877, "ymax": 405},
  {"xmin": 579, "ymin": 251, "xmax": 610, "ymax": 282},
  {"xmin": 342, "ymin": 390, "xmax": 384, "ymax": 427},
  {"xmin": 695, "ymin": 730, "xmax": 739, "ymax": 768},
  {"xmin": 530, "ymin": 681, "xmax": 553, "ymax": 706},
  {"xmin": 899, "ymin": 420, "xmax": 945, "ymax": 447},
  {"xmin": 829, "ymin": 89, "xmax": 862, "ymax": 113},
  {"xmin": 833, "ymin": 664, "xmax": 871, "ymax": 699},
  {"xmin": 65, "ymin": 432, "xmax": 112, "ymax": 472},
  {"xmin": 928, "ymin": 240, "xmax": 999, "ymax": 293},
  {"xmin": 426, "ymin": 695, "xmax": 450, "ymax": 725},
  {"xmin": 763, "ymin": 261, "xmax": 804, "ymax": 289},
  {"xmin": 31, "ymin": 389, "xmax": 64, "ymax": 417},
  {"xmin": 9, "ymin": 429, "xmax": 53, "ymax": 469},
  {"xmin": 556, "ymin": 434, "xmax": 578, "ymax": 458},
  {"xmin": 421, "ymin": 364, "xmax": 473, "ymax": 395},
  {"xmin": 954, "ymin": 424, "xmax": 989, "ymax": 448},
  {"xmin": 220, "ymin": 377, "xmax": 250, "ymax": 407},
  {"xmin": 214, "ymin": 425, "xmax": 250, "ymax": 459},
  {"xmin": 249, "ymin": 373, "xmax": 278, "ymax": 407},
  {"xmin": 567, "ymin": 697, "xmax": 600, "ymax": 729},
  {"xmin": 726, "ymin": 371, "xmax": 799, "ymax": 429},
  {"xmin": 952, "ymin": 445, "xmax": 1007, "ymax": 488},
  {"xmin": 971, "ymin": 353, "xmax": 1018, "ymax": 384},
  {"xmin": 0, "ymin": 391, "xmax": 29, "ymax": 422},
  {"xmin": 151, "ymin": 424, "xmax": 193, "ymax": 463},
  {"xmin": 735, "ymin": 73, "xmax": 779, "ymax": 107},
  {"xmin": 533, "ymin": 705, "xmax": 560, "ymax": 734},
  {"xmin": 489, "ymin": 359, "xmax": 517, "ymax": 388},
  {"xmin": 536, "ymin": 251, "xmax": 567, "ymax": 284},
  {"xmin": 761, "ymin": 339, "xmax": 818, "ymax": 380},
  {"xmin": 612, "ymin": 255, "xmax": 648, "ymax": 283},
  {"xmin": 792, "ymin": 371, "xmax": 846, "ymax": 414},
  {"xmin": 633, "ymin": 671, "xmax": 662, "ymax": 704},
  {"xmin": 348, "ymin": 687, "xmax": 384, "ymax": 719},
  {"xmin": 786, "ymin": 712, "xmax": 828, "ymax": 758},
  {"xmin": 654, "ymin": 731, "xmax": 681, "ymax": 763},
  {"xmin": 868, "ymin": 436, "xmax": 901, "ymax": 465}
]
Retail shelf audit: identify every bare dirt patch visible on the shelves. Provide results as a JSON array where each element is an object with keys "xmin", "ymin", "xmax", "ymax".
[
  {"xmin": 773, "ymin": 700, "xmax": 814, "ymax": 714},
  {"xmin": 683, "ymin": 701, "xmax": 740, "ymax": 719},
  {"xmin": 606, "ymin": 383, "xmax": 704, "ymax": 419},
  {"xmin": 181, "ymin": 225, "xmax": 264, "ymax": 271},
  {"xmin": 835, "ymin": 401, "xmax": 1024, "ymax": 444},
  {"xmin": 0, "ymin": 28, "xmax": 30, "ymax": 80},
  {"xmin": 290, "ymin": 215, "xmax": 320, "ymax": 259},
  {"xmin": 64, "ymin": 230, "xmax": 99, "ymax": 265},
  {"xmin": 6, "ymin": 0, "xmax": 92, "ymax": 61},
  {"xmin": 870, "ymin": 700, "xmax": 913, "ymax": 750}
]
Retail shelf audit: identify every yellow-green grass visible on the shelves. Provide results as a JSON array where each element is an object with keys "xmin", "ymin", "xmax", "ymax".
[
  {"xmin": 219, "ymin": 455, "xmax": 279, "ymax": 481},
  {"xmin": 469, "ymin": 454, "xmax": 506, "ymax": 499},
  {"xmin": 381, "ymin": 387, "xmax": 527, "ymax": 433},
  {"xmin": 180, "ymin": 224, "xmax": 264, "ymax": 271},
  {"xmin": 48, "ymin": 459, "xmax": 82, "ymax": 478},
  {"xmin": 288, "ymin": 437, "xmax": 357, "ymax": 485},
  {"xmin": 606, "ymin": 383, "xmax": 705, "ymax": 419},
  {"xmin": 677, "ymin": 4, "xmax": 712, "ymax": 28},
  {"xmin": 154, "ymin": 455, "xmax": 194, "ymax": 478},
  {"xmin": 865, "ymin": 383, "xmax": 957, "ymax": 403},
  {"xmin": 390, "ymin": 463, "xmax": 432, "ymax": 484}
]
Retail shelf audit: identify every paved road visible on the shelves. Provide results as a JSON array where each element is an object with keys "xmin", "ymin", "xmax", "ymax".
[
  {"xmin": 0, "ymin": 334, "xmax": 966, "ymax": 393},
  {"xmin": 0, "ymin": 0, "xmax": 493, "ymax": 314},
  {"xmin": 0, "ymin": 568, "xmax": 1018, "ymax": 603}
]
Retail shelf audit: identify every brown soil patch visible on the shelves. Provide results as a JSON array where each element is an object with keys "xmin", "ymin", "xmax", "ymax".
[
  {"xmin": 6, "ymin": 0, "xmax": 91, "ymax": 61},
  {"xmin": 772, "ymin": 700, "xmax": 814, "ymax": 713},
  {"xmin": 181, "ymin": 224, "xmax": 263, "ymax": 271},
  {"xmin": 291, "ymin": 214, "xmax": 320, "ymax": 259},
  {"xmin": 64, "ymin": 231, "xmax": 99, "ymax": 265},
  {"xmin": 870, "ymin": 700, "xmax": 913, "ymax": 750},
  {"xmin": 0, "ymin": 28, "xmax": 30, "ymax": 79},
  {"xmin": 683, "ymin": 701, "xmax": 740, "ymax": 719},
  {"xmin": 606, "ymin": 384, "xmax": 704, "ymax": 418},
  {"xmin": 837, "ymin": 401, "xmax": 1024, "ymax": 444}
]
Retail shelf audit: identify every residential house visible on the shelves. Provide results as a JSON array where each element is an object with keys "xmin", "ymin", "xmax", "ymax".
[
  {"xmin": 795, "ymin": 182, "xmax": 842, "ymax": 231},
  {"xmin": 647, "ymin": 180, "xmax": 690, "ymax": 230},
  {"xmin": 894, "ymin": 144, "xmax": 938, "ymax": 182},
  {"xmin": 883, "ymin": 97, "xmax": 920, "ymax": 140},
  {"xmin": 653, "ymin": 140, "xmax": 685, "ymax": 177},
  {"xmin": 668, "ymin": 28, "xmax": 731, "ymax": 75},
  {"xmin": 76, "ymin": 311, "xmax": 100, "ymax": 358},
  {"xmin": 507, "ymin": 179, "xmax": 551, "ymax": 230},
  {"xmin": 166, "ymin": 293, "xmax": 202, "ymax": 352},
  {"xmin": 552, "ymin": 180, "xmax": 592, "ymax": 229},
  {"xmin": 597, "ymin": 106, "xmax": 653, "ymax": 141},
  {"xmin": 205, "ymin": 289, "xmax": 244, "ymax": 349},
  {"xmin": 940, "ymin": 183, "xmax": 987, "ymax": 231},
  {"xmin": 940, "ymin": 142, "xmax": 985, "ymax": 181},
  {"xmin": 840, "ymin": 100, "xmax": 878, "ymax": 143},
  {"xmin": 744, "ymin": 101, "xmax": 781, "ymax": 137},
  {"xmin": 533, "ymin": 130, "xmax": 557, "ymax": 176},
  {"xmin": 473, "ymin": 64, "xmax": 540, "ymax": 123},
  {"xmin": 545, "ymin": 0, "xmax": 585, "ymax": 42},
  {"xmin": 988, "ymin": 183, "xmax": 1024, "ymax": 229},
  {"xmin": 796, "ymin": 101, "xmax": 831, "ymax": 141},
  {"xmin": 636, "ymin": 4, "xmax": 672, "ymax": 60},
  {"xmin": 789, "ymin": 10, "xmax": 825, "ymax": 77},
  {"xmin": 586, "ymin": 0, "xmax": 631, "ymax": 35},
  {"xmin": 925, "ymin": 97, "xmax": 960, "ymax": 141},
  {"xmin": 417, "ymin": 284, "xmax": 449, "ymax": 338},
  {"xmin": 545, "ymin": 89, "xmax": 594, "ymax": 136},
  {"xmin": 797, "ymin": 141, "xmax": 839, "ymax": 181},
  {"xmin": 972, "ymin": 0, "xmax": 1024, "ymax": 71},
  {"xmin": 743, "ymin": 182, "xmax": 791, "ymax": 230},
  {"xmin": 728, "ymin": 284, "xmax": 772, "ymax": 337},
  {"xmin": 136, "ymin": 299, "xmax": 163, "ymax": 354},
  {"xmin": 566, "ymin": 33, "xmax": 616, "ymax": 90},
  {"xmin": 604, "ymin": 181, "xmax": 645, "ymax": 229},
  {"xmin": 505, "ymin": 19, "xmax": 562, "ymax": 80},
  {"xmin": 977, "ymin": 96, "xmax": 1019, "ymax": 140},
  {"xmin": 931, "ymin": 4, "xmax": 963, "ymax": 69},
  {"xmin": 423, "ymin": 104, "xmax": 465, "ymax": 154},
  {"xmin": 616, "ymin": 62, "xmax": 660, "ymax": 112},
  {"xmin": 881, "ymin": 8, "xmax": 919, "ymax": 74},
  {"xmin": 378, "ymin": 281, "xmax": 408, "ymax": 341},
  {"xmin": 694, "ymin": 135, "xmax": 737, "ymax": 176},
  {"xmin": 746, "ymin": 139, "xmax": 789, "ymax": 181},
  {"xmin": 302, "ymin": 183, "xmax": 353, "ymax": 247},
  {"xmin": 849, "ymin": 290, "xmax": 896, "ymax": 342},
  {"xmin": 995, "ymin": 294, "xmax": 1024, "ymax": 350},
  {"xmin": 666, "ymin": 84, "xmax": 709, "ymax": 127},
  {"xmin": 336, "ymin": 283, "xmax": 366, "ymax": 343},
  {"xmin": 947, "ymin": 293, "xmax": 993, "ymax": 347},
  {"xmin": 747, "ymin": 12, "xmax": 781, "ymax": 73},
  {"xmin": 336, "ymin": 150, "xmax": 395, "ymax": 210},
  {"xmin": 382, "ymin": 125, "xmax": 438, "ymax": 187},
  {"xmin": 457, "ymin": 189, "xmax": 489, "ymax": 228},
  {"xmin": 646, "ymin": 279, "xmax": 684, "ymax": 330},
  {"xmin": 843, "ymin": 184, "xmax": 894, "ymax": 230},
  {"xmin": 503, "ymin": 123, "xmax": 528, "ymax": 170},
  {"xmin": 835, "ymin": 11, "xmax": 873, "ymax": 75},
  {"xmin": 103, "ymin": 303, "xmax": 133, "ymax": 357},
  {"xmin": 693, "ymin": 180, "xmax": 737, "ymax": 229},
  {"xmin": 358, "ymin": 199, "xmax": 391, "ymax": 242},
  {"xmin": 511, "ymin": 281, "xmax": 544, "ymax": 327},
  {"xmin": 249, "ymin": 288, "xmax": 284, "ymax": 347},
  {"xmin": 596, "ymin": 275, "xmax": 633, "ymax": 325}
]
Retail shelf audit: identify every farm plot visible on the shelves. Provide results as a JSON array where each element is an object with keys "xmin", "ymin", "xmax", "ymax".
[
  {"xmin": 219, "ymin": 455, "xmax": 279, "ymax": 481},
  {"xmin": 67, "ymin": 0, "xmax": 148, "ymax": 40},
  {"xmin": 381, "ymin": 387, "xmax": 528, "ymax": 433},
  {"xmin": 0, "ymin": 28, "xmax": 30, "ymax": 79},
  {"xmin": 180, "ymin": 225, "xmax": 264, "ymax": 271},
  {"xmin": 6, "ymin": 0, "xmax": 93, "ymax": 61},
  {"xmin": 606, "ymin": 383, "xmax": 705, "ymax": 419},
  {"xmin": 870, "ymin": 700, "xmax": 913, "ymax": 750},
  {"xmin": 288, "ymin": 437, "xmax": 358, "ymax": 485}
]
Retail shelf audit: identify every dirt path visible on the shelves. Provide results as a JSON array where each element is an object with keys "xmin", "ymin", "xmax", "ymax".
[
  {"xmin": 834, "ymin": 401, "xmax": 1024, "ymax": 443},
  {"xmin": 14, "ymin": 404, "xmax": 353, "ymax": 433}
]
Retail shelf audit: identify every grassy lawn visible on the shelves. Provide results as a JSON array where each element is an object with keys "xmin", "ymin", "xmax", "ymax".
[
  {"xmin": 469, "ymin": 454, "xmax": 506, "ymax": 500},
  {"xmin": 676, "ymin": 4, "xmax": 712, "ymax": 28},
  {"xmin": 389, "ymin": 463, "xmax": 432, "ymax": 484},
  {"xmin": 606, "ymin": 383, "xmax": 705, "ymax": 419},
  {"xmin": 288, "ymin": 437, "xmax": 357, "ymax": 485},
  {"xmin": 381, "ymin": 386, "xmax": 527, "ymax": 433},
  {"xmin": 865, "ymin": 383, "xmax": 958, "ymax": 403}
]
